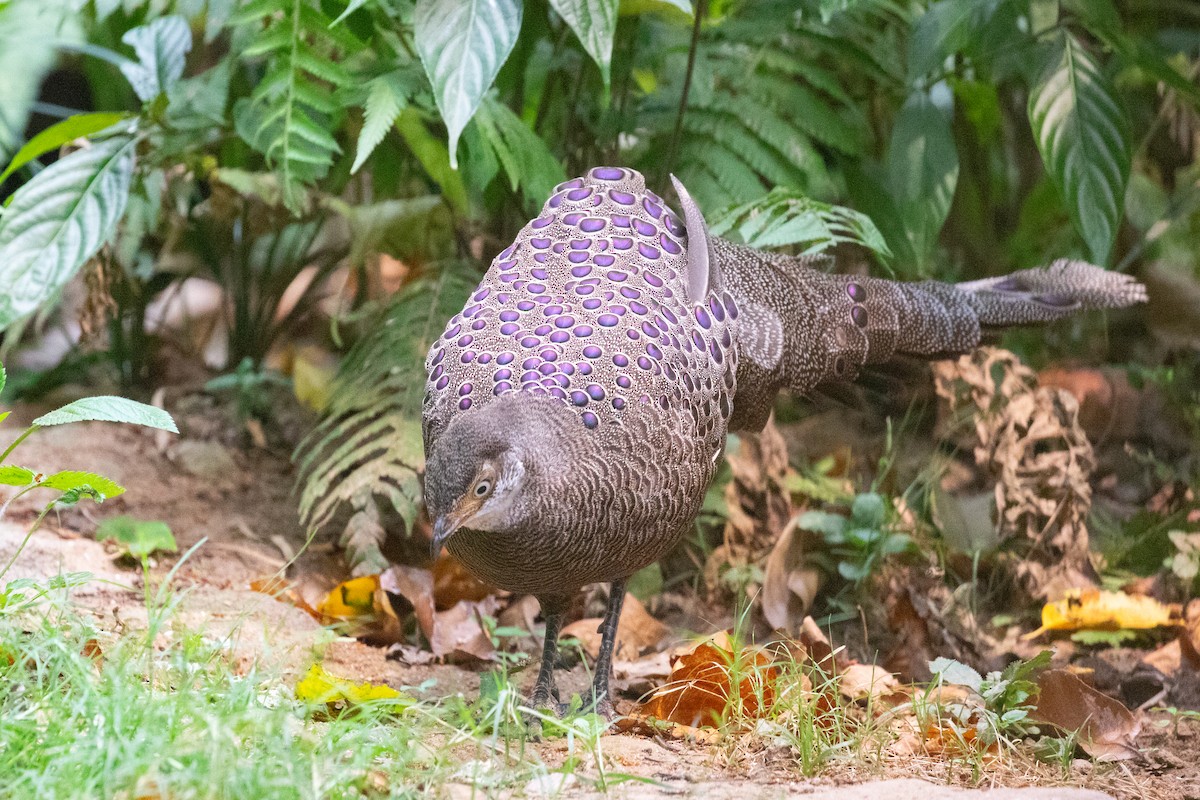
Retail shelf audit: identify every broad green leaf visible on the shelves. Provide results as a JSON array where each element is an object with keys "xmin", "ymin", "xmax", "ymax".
[
  {"xmin": 0, "ymin": 1, "xmax": 78, "ymax": 157},
  {"xmin": 550, "ymin": 0, "xmax": 618, "ymax": 86},
  {"xmin": 797, "ymin": 510, "xmax": 847, "ymax": 538},
  {"xmin": 96, "ymin": 515, "xmax": 177, "ymax": 559},
  {"xmin": 351, "ymin": 71, "xmax": 412, "ymax": 174},
  {"xmin": 851, "ymin": 492, "xmax": 886, "ymax": 527},
  {"xmin": 34, "ymin": 396, "xmax": 179, "ymax": 432},
  {"xmin": 0, "ymin": 465, "xmax": 34, "ymax": 486},
  {"xmin": 929, "ymin": 657, "xmax": 984, "ymax": 691},
  {"xmin": 886, "ymin": 87, "xmax": 958, "ymax": 269},
  {"xmin": 330, "ymin": 0, "xmax": 373, "ymax": 26},
  {"xmin": 0, "ymin": 134, "xmax": 137, "ymax": 331},
  {"xmin": 907, "ymin": 0, "xmax": 1001, "ymax": 80},
  {"xmin": 414, "ymin": 0, "xmax": 522, "ymax": 168},
  {"xmin": 120, "ymin": 15, "xmax": 193, "ymax": 102},
  {"xmin": 1029, "ymin": 33, "xmax": 1130, "ymax": 265},
  {"xmin": 0, "ymin": 113, "xmax": 130, "ymax": 186},
  {"xmin": 39, "ymin": 470, "xmax": 125, "ymax": 500},
  {"xmin": 394, "ymin": 108, "xmax": 468, "ymax": 216}
]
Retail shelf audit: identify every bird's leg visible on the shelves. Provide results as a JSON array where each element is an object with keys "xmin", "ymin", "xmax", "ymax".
[
  {"xmin": 588, "ymin": 579, "xmax": 626, "ymax": 720},
  {"xmin": 527, "ymin": 595, "xmax": 568, "ymax": 717}
]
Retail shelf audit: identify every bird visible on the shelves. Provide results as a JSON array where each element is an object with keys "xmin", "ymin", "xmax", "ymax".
[{"xmin": 421, "ymin": 166, "xmax": 1147, "ymax": 718}]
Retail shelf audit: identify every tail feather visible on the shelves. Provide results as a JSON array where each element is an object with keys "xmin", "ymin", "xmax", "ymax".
[{"xmin": 956, "ymin": 259, "xmax": 1147, "ymax": 327}]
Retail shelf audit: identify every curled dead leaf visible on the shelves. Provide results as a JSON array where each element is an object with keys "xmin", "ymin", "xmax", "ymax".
[
  {"xmin": 432, "ymin": 554, "xmax": 497, "ymax": 610},
  {"xmin": 559, "ymin": 593, "xmax": 669, "ymax": 661},
  {"xmin": 1032, "ymin": 669, "xmax": 1142, "ymax": 761},
  {"xmin": 761, "ymin": 520, "xmax": 822, "ymax": 632},
  {"xmin": 838, "ymin": 663, "xmax": 901, "ymax": 704},
  {"xmin": 250, "ymin": 575, "xmax": 322, "ymax": 620},
  {"xmin": 380, "ymin": 565, "xmax": 499, "ymax": 661}
]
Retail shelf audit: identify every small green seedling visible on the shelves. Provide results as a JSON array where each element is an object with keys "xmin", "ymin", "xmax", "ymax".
[
  {"xmin": 96, "ymin": 516, "xmax": 177, "ymax": 563},
  {"xmin": 799, "ymin": 491, "xmax": 913, "ymax": 584},
  {"xmin": 0, "ymin": 361, "xmax": 178, "ymax": 586}
]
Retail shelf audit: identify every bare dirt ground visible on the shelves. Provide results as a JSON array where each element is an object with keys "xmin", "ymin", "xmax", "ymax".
[{"xmin": 2, "ymin": 401, "xmax": 1198, "ymax": 800}]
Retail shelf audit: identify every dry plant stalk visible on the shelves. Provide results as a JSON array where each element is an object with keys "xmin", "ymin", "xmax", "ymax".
[{"xmin": 933, "ymin": 347, "xmax": 1098, "ymax": 600}]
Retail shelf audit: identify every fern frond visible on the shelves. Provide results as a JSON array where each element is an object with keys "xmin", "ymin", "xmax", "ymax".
[{"xmin": 709, "ymin": 187, "xmax": 892, "ymax": 257}]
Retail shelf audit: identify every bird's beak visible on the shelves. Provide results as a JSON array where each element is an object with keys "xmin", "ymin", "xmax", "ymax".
[{"xmin": 430, "ymin": 514, "xmax": 462, "ymax": 559}]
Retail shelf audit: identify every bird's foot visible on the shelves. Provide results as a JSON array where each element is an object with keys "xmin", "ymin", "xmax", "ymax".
[
  {"xmin": 589, "ymin": 696, "xmax": 617, "ymax": 721},
  {"xmin": 523, "ymin": 691, "xmax": 570, "ymax": 737}
]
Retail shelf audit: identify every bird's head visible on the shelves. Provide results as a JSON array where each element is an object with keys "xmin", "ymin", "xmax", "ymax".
[{"xmin": 423, "ymin": 394, "xmax": 573, "ymax": 557}]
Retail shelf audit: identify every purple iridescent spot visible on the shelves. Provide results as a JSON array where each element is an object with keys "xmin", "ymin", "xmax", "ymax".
[
  {"xmin": 571, "ymin": 265, "xmax": 592, "ymax": 278},
  {"xmin": 538, "ymin": 363, "xmax": 556, "ymax": 376},
  {"xmin": 522, "ymin": 357, "xmax": 540, "ymax": 370},
  {"xmin": 612, "ymin": 397, "xmax": 626, "ymax": 410},
  {"xmin": 558, "ymin": 178, "xmax": 584, "ymax": 191},
  {"xmin": 563, "ymin": 212, "xmax": 584, "ymax": 225},
  {"xmin": 495, "ymin": 368, "xmax": 512, "ymax": 381},
  {"xmin": 641, "ymin": 321, "xmax": 658, "ymax": 337},
  {"xmin": 460, "ymin": 351, "xmax": 475, "ymax": 364},
  {"xmin": 612, "ymin": 215, "xmax": 631, "ymax": 228},
  {"xmin": 644, "ymin": 273, "xmax": 663, "ymax": 287},
  {"xmin": 847, "ymin": 282, "xmax": 866, "ymax": 303},
  {"xmin": 567, "ymin": 187, "xmax": 592, "ymax": 201},
  {"xmin": 531, "ymin": 216, "xmax": 553, "ymax": 229},
  {"xmin": 581, "ymin": 345, "xmax": 602, "ymax": 360},
  {"xmin": 581, "ymin": 411, "xmax": 598, "ymax": 429},
  {"xmin": 472, "ymin": 320, "xmax": 486, "ymax": 331},
  {"xmin": 568, "ymin": 251, "xmax": 589, "ymax": 264},
  {"xmin": 616, "ymin": 375, "xmax": 632, "ymax": 389},
  {"xmin": 612, "ymin": 237, "xmax": 632, "ymax": 251},
  {"xmin": 660, "ymin": 234, "xmax": 681, "ymax": 255},
  {"xmin": 692, "ymin": 331, "xmax": 706, "ymax": 350},
  {"xmin": 512, "ymin": 280, "xmax": 526, "ymax": 291},
  {"xmin": 695, "ymin": 307, "xmax": 712, "ymax": 329},
  {"xmin": 577, "ymin": 362, "xmax": 593, "ymax": 375},
  {"xmin": 500, "ymin": 310, "xmax": 519, "ymax": 322},
  {"xmin": 531, "ymin": 268, "xmax": 549, "ymax": 280},
  {"xmin": 534, "ymin": 295, "xmax": 551, "ymax": 304},
  {"xmin": 620, "ymin": 286, "xmax": 641, "ymax": 299},
  {"xmin": 533, "ymin": 325, "xmax": 551, "ymax": 336},
  {"xmin": 662, "ymin": 307, "xmax": 678, "ymax": 324},
  {"xmin": 571, "ymin": 390, "xmax": 588, "ymax": 406},
  {"xmin": 534, "ymin": 253, "xmax": 547, "ymax": 263},
  {"xmin": 710, "ymin": 341, "xmax": 724, "ymax": 364},
  {"xmin": 561, "ymin": 362, "xmax": 575, "ymax": 375},
  {"xmin": 665, "ymin": 214, "xmax": 684, "ymax": 237},
  {"xmin": 598, "ymin": 314, "xmax": 619, "ymax": 327},
  {"xmin": 643, "ymin": 199, "xmax": 662, "ymax": 219},
  {"xmin": 497, "ymin": 352, "xmax": 515, "ymax": 365},
  {"xmin": 646, "ymin": 343, "xmax": 662, "ymax": 359},
  {"xmin": 553, "ymin": 375, "xmax": 569, "ymax": 388},
  {"xmin": 637, "ymin": 356, "xmax": 653, "ymax": 371},
  {"xmin": 613, "ymin": 354, "xmax": 629, "ymax": 367},
  {"xmin": 580, "ymin": 218, "xmax": 605, "ymax": 233},
  {"xmin": 609, "ymin": 304, "xmax": 627, "ymax": 316},
  {"xmin": 497, "ymin": 258, "xmax": 517, "ymax": 270},
  {"xmin": 573, "ymin": 325, "xmax": 594, "ymax": 337},
  {"xmin": 459, "ymin": 383, "xmax": 473, "ymax": 396},
  {"xmin": 531, "ymin": 237, "xmax": 551, "ymax": 249},
  {"xmin": 553, "ymin": 243, "xmax": 565, "ymax": 253},
  {"xmin": 550, "ymin": 388, "xmax": 566, "ymax": 400},
  {"xmin": 494, "ymin": 382, "xmax": 512, "ymax": 395},
  {"xmin": 607, "ymin": 270, "xmax": 628, "ymax": 282},
  {"xmin": 459, "ymin": 398, "xmax": 472, "ymax": 410},
  {"xmin": 586, "ymin": 384, "xmax": 605, "ymax": 401},
  {"xmin": 583, "ymin": 298, "xmax": 602, "ymax": 309},
  {"xmin": 520, "ymin": 336, "xmax": 539, "ymax": 348},
  {"xmin": 610, "ymin": 190, "xmax": 635, "ymax": 206},
  {"xmin": 461, "ymin": 304, "xmax": 479, "ymax": 318},
  {"xmin": 721, "ymin": 329, "xmax": 732, "ymax": 348},
  {"xmin": 436, "ymin": 375, "xmax": 449, "ymax": 390},
  {"xmin": 500, "ymin": 323, "xmax": 519, "ymax": 335},
  {"xmin": 638, "ymin": 243, "xmax": 660, "ymax": 260},
  {"xmin": 457, "ymin": 334, "xmax": 473, "ymax": 347},
  {"xmin": 478, "ymin": 352, "xmax": 493, "ymax": 364},
  {"xmin": 576, "ymin": 285, "xmax": 594, "ymax": 295},
  {"xmin": 518, "ymin": 300, "xmax": 536, "ymax": 311},
  {"xmin": 593, "ymin": 167, "xmax": 625, "ymax": 180},
  {"xmin": 521, "ymin": 370, "xmax": 539, "ymax": 383},
  {"xmin": 499, "ymin": 245, "xmax": 515, "ymax": 260},
  {"xmin": 443, "ymin": 324, "xmax": 462, "ymax": 340},
  {"xmin": 550, "ymin": 330, "xmax": 570, "ymax": 343},
  {"xmin": 722, "ymin": 291, "xmax": 739, "ymax": 319},
  {"xmin": 431, "ymin": 365, "xmax": 443, "ymax": 380},
  {"xmin": 527, "ymin": 283, "xmax": 546, "ymax": 294},
  {"xmin": 431, "ymin": 349, "xmax": 445, "ymax": 366},
  {"xmin": 709, "ymin": 297, "xmax": 725, "ymax": 321},
  {"xmin": 548, "ymin": 192, "xmax": 565, "ymax": 209},
  {"xmin": 851, "ymin": 305, "xmax": 868, "ymax": 328},
  {"xmin": 500, "ymin": 273, "xmax": 518, "ymax": 283},
  {"xmin": 595, "ymin": 254, "xmax": 615, "ymax": 267},
  {"xmin": 473, "ymin": 287, "xmax": 491, "ymax": 301},
  {"xmin": 544, "ymin": 305, "xmax": 563, "ymax": 316},
  {"xmin": 570, "ymin": 239, "xmax": 589, "ymax": 251},
  {"xmin": 633, "ymin": 219, "xmax": 656, "ymax": 237},
  {"xmin": 629, "ymin": 301, "xmax": 648, "ymax": 315},
  {"xmin": 553, "ymin": 316, "xmax": 573, "ymax": 329}
]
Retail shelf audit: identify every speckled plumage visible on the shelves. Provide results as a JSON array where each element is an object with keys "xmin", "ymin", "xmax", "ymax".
[{"xmin": 421, "ymin": 167, "xmax": 1147, "ymax": 716}]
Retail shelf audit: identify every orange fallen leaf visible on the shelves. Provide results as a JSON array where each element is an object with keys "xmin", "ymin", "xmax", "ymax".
[
  {"xmin": 250, "ymin": 576, "xmax": 321, "ymax": 620},
  {"xmin": 560, "ymin": 593, "xmax": 669, "ymax": 661},
  {"xmin": 1025, "ymin": 588, "xmax": 1181, "ymax": 639},
  {"xmin": 1032, "ymin": 669, "xmax": 1142, "ymax": 761},
  {"xmin": 314, "ymin": 575, "xmax": 403, "ymax": 645}
]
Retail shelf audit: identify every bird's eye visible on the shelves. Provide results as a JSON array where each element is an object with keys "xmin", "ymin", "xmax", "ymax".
[{"xmin": 474, "ymin": 480, "xmax": 492, "ymax": 497}]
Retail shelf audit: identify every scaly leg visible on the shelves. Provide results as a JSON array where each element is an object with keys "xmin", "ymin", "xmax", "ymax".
[
  {"xmin": 588, "ymin": 579, "xmax": 626, "ymax": 719},
  {"xmin": 528, "ymin": 595, "xmax": 568, "ymax": 716}
]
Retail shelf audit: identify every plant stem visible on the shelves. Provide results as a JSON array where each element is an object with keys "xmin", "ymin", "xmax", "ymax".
[
  {"xmin": 0, "ymin": 426, "xmax": 39, "ymax": 464},
  {"xmin": 665, "ymin": 0, "xmax": 706, "ymax": 180}
]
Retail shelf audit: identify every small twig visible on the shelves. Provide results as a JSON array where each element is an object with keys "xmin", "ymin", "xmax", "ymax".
[{"xmin": 665, "ymin": 0, "xmax": 706, "ymax": 180}]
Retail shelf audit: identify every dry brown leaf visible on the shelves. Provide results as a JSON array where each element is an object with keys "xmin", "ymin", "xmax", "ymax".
[
  {"xmin": 250, "ymin": 576, "xmax": 321, "ymax": 620},
  {"xmin": 380, "ymin": 565, "xmax": 437, "ymax": 641},
  {"xmin": 613, "ymin": 714, "xmax": 722, "ymax": 744},
  {"xmin": 429, "ymin": 597, "xmax": 500, "ymax": 661},
  {"xmin": 1026, "ymin": 588, "xmax": 1181, "ymax": 639},
  {"xmin": 559, "ymin": 593, "xmax": 669, "ymax": 661},
  {"xmin": 1032, "ymin": 669, "xmax": 1142, "ymax": 761},
  {"xmin": 631, "ymin": 633, "xmax": 779, "ymax": 729},
  {"xmin": 1182, "ymin": 599, "xmax": 1200, "ymax": 666},
  {"xmin": 838, "ymin": 663, "xmax": 901, "ymax": 704},
  {"xmin": 432, "ymin": 554, "xmax": 497, "ymax": 610},
  {"xmin": 497, "ymin": 594, "xmax": 541, "ymax": 636},
  {"xmin": 761, "ymin": 521, "xmax": 821, "ymax": 632}
]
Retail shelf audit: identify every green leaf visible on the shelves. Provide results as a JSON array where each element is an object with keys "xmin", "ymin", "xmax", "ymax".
[
  {"xmin": 797, "ymin": 510, "xmax": 847, "ymax": 538},
  {"xmin": 886, "ymin": 87, "xmax": 959, "ymax": 268},
  {"xmin": 393, "ymin": 108, "xmax": 469, "ymax": 216},
  {"xmin": 1028, "ymin": 32, "xmax": 1131, "ymax": 265},
  {"xmin": 0, "ymin": 362, "xmax": 5, "ymax": 396},
  {"xmin": 119, "ymin": 15, "xmax": 193, "ymax": 102},
  {"xmin": 851, "ymin": 492, "xmax": 886, "ymax": 528},
  {"xmin": 96, "ymin": 515, "xmax": 177, "ymax": 559},
  {"xmin": 708, "ymin": 188, "xmax": 890, "ymax": 257},
  {"xmin": 929, "ymin": 657, "xmax": 984, "ymax": 691},
  {"xmin": 907, "ymin": 0, "xmax": 1001, "ymax": 80},
  {"xmin": 550, "ymin": 0, "xmax": 618, "ymax": 86},
  {"xmin": 33, "ymin": 397, "xmax": 179, "ymax": 432},
  {"xmin": 351, "ymin": 71, "xmax": 412, "ymax": 175},
  {"xmin": 414, "ymin": 0, "xmax": 522, "ymax": 168},
  {"xmin": 0, "ymin": 134, "xmax": 137, "ymax": 331},
  {"xmin": 39, "ymin": 471, "xmax": 125, "ymax": 500},
  {"xmin": 0, "ymin": 465, "xmax": 34, "ymax": 486},
  {"xmin": 0, "ymin": 1, "xmax": 78, "ymax": 157},
  {"xmin": 0, "ymin": 113, "xmax": 130, "ymax": 186},
  {"xmin": 472, "ymin": 96, "xmax": 567, "ymax": 212}
]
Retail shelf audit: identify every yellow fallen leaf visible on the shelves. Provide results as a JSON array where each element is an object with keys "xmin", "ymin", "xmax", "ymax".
[
  {"xmin": 292, "ymin": 345, "xmax": 339, "ymax": 412},
  {"xmin": 317, "ymin": 575, "xmax": 381, "ymax": 620},
  {"xmin": 295, "ymin": 663, "xmax": 412, "ymax": 709},
  {"xmin": 1025, "ymin": 589, "xmax": 1181, "ymax": 639}
]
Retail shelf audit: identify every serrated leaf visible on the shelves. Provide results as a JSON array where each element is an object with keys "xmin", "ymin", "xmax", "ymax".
[
  {"xmin": 472, "ymin": 96, "xmax": 566, "ymax": 211},
  {"xmin": 930, "ymin": 657, "xmax": 984, "ymax": 691},
  {"xmin": 550, "ymin": 0, "xmax": 618, "ymax": 86},
  {"xmin": 34, "ymin": 396, "xmax": 179, "ymax": 432},
  {"xmin": 351, "ymin": 71, "xmax": 411, "ymax": 174},
  {"xmin": 414, "ymin": 0, "xmax": 522, "ymax": 168},
  {"xmin": 886, "ymin": 87, "xmax": 958, "ymax": 269},
  {"xmin": 0, "ymin": 113, "xmax": 130, "ymax": 186},
  {"xmin": 0, "ymin": 465, "xmax": 34, "ymax": 486},
  {"xmin": 120, "ymin": 15, "xmax": 193, "ymax": 102},
  {"xmin": 1028, "ymin": 33, "xmax": 1131, "ymax": 265},
  {"xmin": 39, "ymin": 471, "xmax": 125, "ymax": 500},
  {"xmin": 0, "ymin": 135, "xmax": 136, "ymax": 331}
]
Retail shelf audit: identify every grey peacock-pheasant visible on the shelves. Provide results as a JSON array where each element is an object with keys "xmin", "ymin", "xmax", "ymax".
[{"xmin": 422, "ymin": 167, "xmax": 1146, "ymax": 717}]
